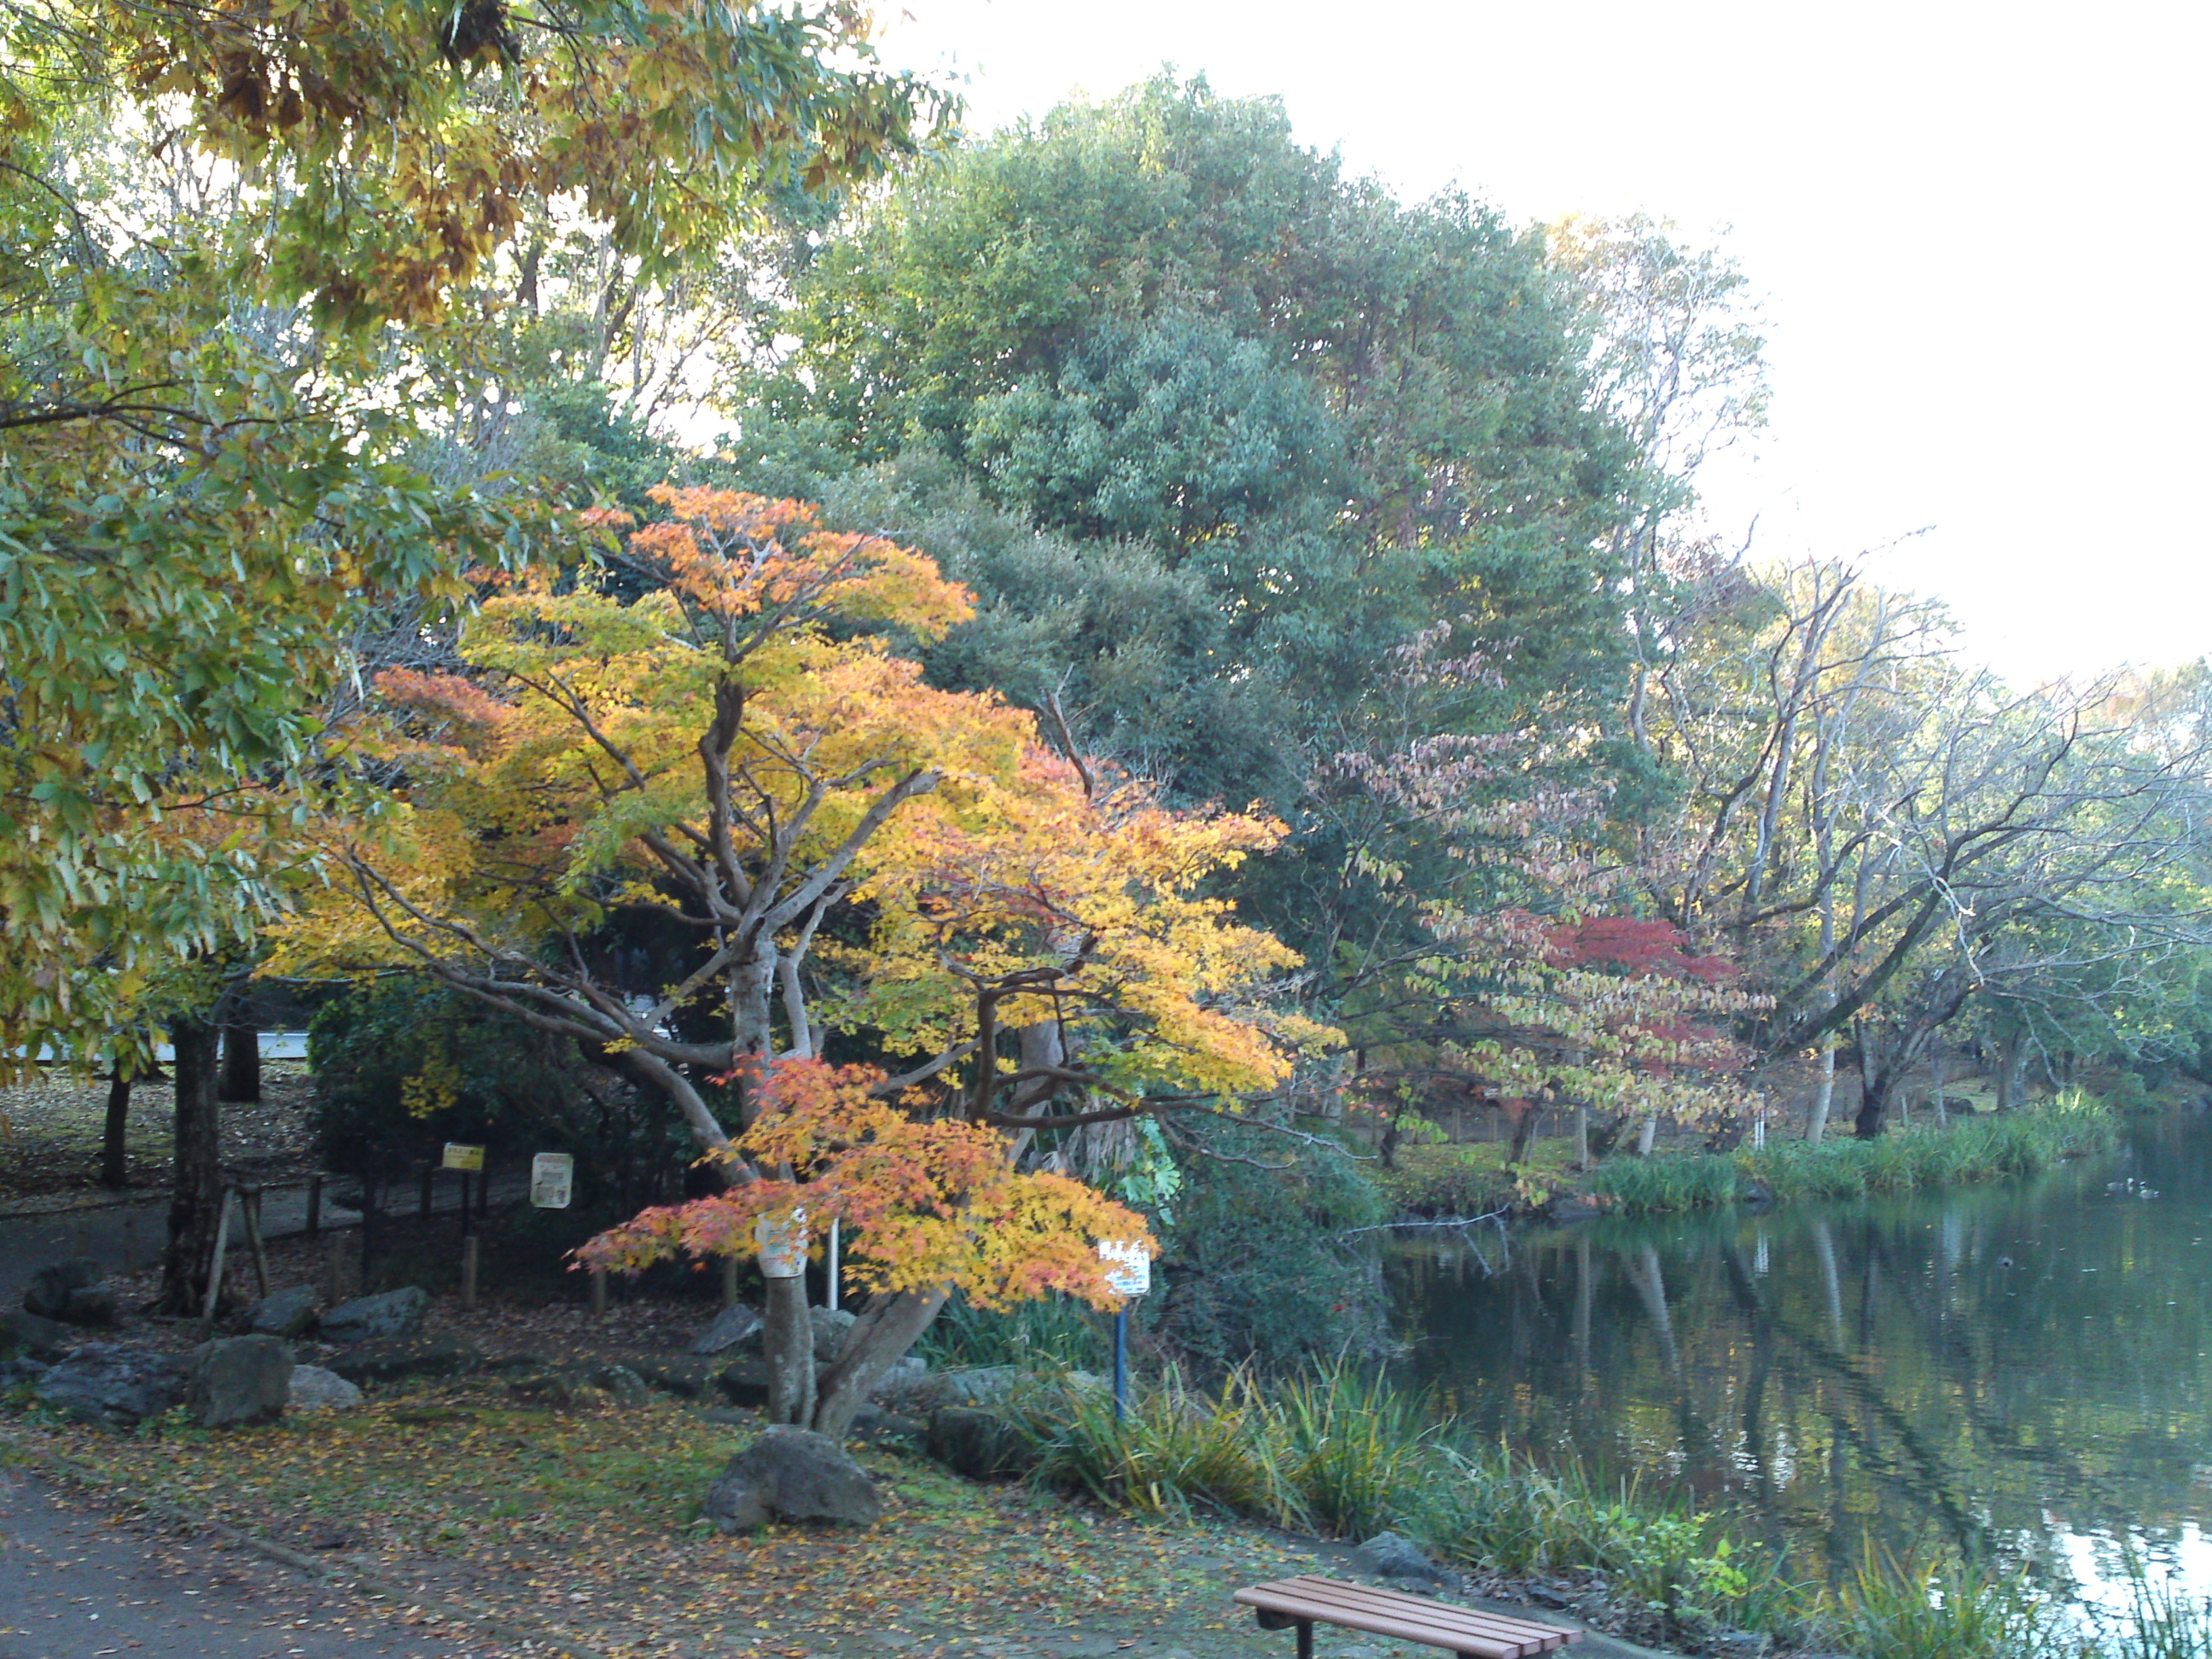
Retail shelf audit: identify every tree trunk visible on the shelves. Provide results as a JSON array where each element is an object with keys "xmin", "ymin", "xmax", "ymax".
[
  {"xmin": 1634, "ymin": 1112, "xmax": 1658, "ymax": 1156},
  {"xmin": 100, "ymin": 1069, "xmax": 132, "ymax": 1190},
  {"xmin": 1853, "ymin": 1074, "xmax": 1889, "ymax": 1139},
  {"xmin": 160, "ymin": 1020, "xmax": 224, "ymax": 1313},
  {"xmin": 1505, "ymin": 1103, "xmax": 1540, "ymax": 1167},
  {"xmin": 1805, "ymin": 1045, "xmax": 1836, "ymax": 1144},
  {"xmin": 218, "ymin": 1024, "xmax": 261, "ymax": 1103},
  {"xmin": 1931, "ymin": 1046, "xmax": 1948, "ymax": 1127},
  {"xmin": 1574, "ymin": 1104, "xmax": 1590, "ymax": 1171},
  {"xmin": 812, "ymin": 1286, "xmax": 952, "ymax": 1439},
  {"xmin": 762, "ymin": 1273, "xmax": 816, "ymax": 1425},
  {"xmin": 1997, "ymin": 1034, "xmax": 2028, "ymax": 1110}
]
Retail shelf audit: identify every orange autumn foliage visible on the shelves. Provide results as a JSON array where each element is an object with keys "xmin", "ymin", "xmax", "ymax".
[{"xmin": 573, "ymin": 1058, "xmax": 1155, "ymax": 1310}]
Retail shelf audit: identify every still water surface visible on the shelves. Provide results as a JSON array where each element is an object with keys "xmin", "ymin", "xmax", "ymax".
[{"xmin": 1390, "ymin": 1115, "xmax": 2212, "ymax": 1597}]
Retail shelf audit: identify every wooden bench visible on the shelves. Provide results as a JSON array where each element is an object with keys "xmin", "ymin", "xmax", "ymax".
[{"xmin": 1234, "ymin": 1575, "xmax": 1580, "ymax": 1659}]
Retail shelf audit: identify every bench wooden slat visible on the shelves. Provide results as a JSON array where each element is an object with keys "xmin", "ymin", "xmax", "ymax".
[
  {"xmin": 1240, "ymin": 1579, "xmax": 1568, "ymax": 1651},
  {"xmin": 1257, "ymin": 1577, "xmax": 1571, "ymax": 1644},
  {"xmin": 1232, "ymin": 1576, "xmax": 1579, "ymax": 1659}
]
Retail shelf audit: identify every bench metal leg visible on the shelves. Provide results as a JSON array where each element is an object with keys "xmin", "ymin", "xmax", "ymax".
[{"xmin": 1296, "ymin": 1622, "xmax": 1312, "ymax": 1659}]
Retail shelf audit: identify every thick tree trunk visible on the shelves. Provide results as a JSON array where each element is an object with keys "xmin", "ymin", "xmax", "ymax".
[
  {"xmin": 812, "ymin": 1285, "xmax": 951, "ymax": 1439},
  {"xmin": 1805, "ymin": 1045, "xmax": 1836, "ymax": 1144},
  {"xmin": 160, "ymin": 1020, "xmax": 224, "ymax": 1313},
  {"xmin": 218, "ymin": 1024, "xmax": 261, "ymax": 1103},
  {"xmin": 1997, "ymin": 1034, "xmax": 2029, "ymax": 1110},
  {"xmin": 1853, "ymin": 1075, "xmax": 1889, "ymax": 1139},
  {"xmin": 762, "ymin": 1273, "xmax": 816, "ymax": 1425},
  {"xmin": 100, "ymin": 1069, "xmax": 131, "ymax": 1189},
  {"xmin": 1505, "ymin": 1103, "xmax": 1540, "ymax": 1167}
]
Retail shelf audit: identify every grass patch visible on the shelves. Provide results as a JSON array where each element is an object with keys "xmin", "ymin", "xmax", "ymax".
[
  {"xmin": 1379, "ymin": 1094, "xmax": 2121, "ymax": 1220},
  {"xmin": 3, "ymin": 1382, "xmax": 1336, "ymax": 1659}
]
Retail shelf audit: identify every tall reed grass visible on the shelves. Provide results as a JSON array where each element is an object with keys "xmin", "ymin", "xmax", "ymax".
[
  {"xmin": 1583, "ymin": 1091, "xmax": 2117, "ymax": 1216},
  {"xmin": 990, "ymin": 1353, "xmax": 2212, "ymax": 1658}
]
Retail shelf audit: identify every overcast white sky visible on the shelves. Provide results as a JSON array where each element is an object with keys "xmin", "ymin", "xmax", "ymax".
[{"xmin": 872, "ymin": 0, "xmax": 2211, "ymax": 687}]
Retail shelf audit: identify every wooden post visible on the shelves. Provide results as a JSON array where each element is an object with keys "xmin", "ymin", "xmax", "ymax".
[
  {"xmin": 306, "ymin": 1174, "xmax": 323, "ymax": 1239},
  {"xmin": 241, "ymin": 1184, "xmax": 271, "ymax": 1299},
  {"xmin": 590, "ymin": 1266, "xmax": 608, "ymax": 1318},
  {"xmin": 460, "ymin": 1236, "xmax": 480, "ymax": 1313},
  {"xmin": 719, "ymin": 1253, "xmax": 738, "ymax": 1309},
  {"xmin": 201, "ymin": 1188, "xmax": 233, "ymax": 1330}
]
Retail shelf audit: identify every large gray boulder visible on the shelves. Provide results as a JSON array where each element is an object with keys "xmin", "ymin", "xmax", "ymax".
[
  {"xmin": 34, "ymin": 1343, "xmax": 187, "ymax": 1427},
  {"xmin": 0, "ymin": 1309, "xmax": 81, "ymax": 1363},
  {"xmin": 703, "ymin": 1427, "xmax": 882, "ymax": 1532},
  {"xmin": 249, "ymin": 1285, "xmax": 322, "ymax": 1340},
  {"xmin": 690, "ymin": 1303, "xmax": 764, "ymax": 1355},
  {"xmin": 810, "ymin": 1306, "xmax": 858, "ymax": 1363},
  {"xmin": 287, "ymin": 1365, "xmax": 364, "ymax": 1414},
  {"xmin": 1350, "ymin": 1533, "xmax": 1463, "ymax": 1592},
  {"xmin": 926, "ymin": 1406, "xmax": 1038, "ymax": 1481},
  {"xmin": 324, "ymin": 1335, "xmax": 481, "ymax": 1384},
  {"xmin": 0, "ymin": 1357, "xmax": 50, "ymax": 1390},
  {"xmin": 318, "ymin": 1287, "xmax": 428, "ymax": 1345},
  {"xmin": 24, "ymin": 1259, "xmax": 115, "ymax": 1326},
  {"xmin": 187, "ymin": 1336, "xmax": 294, "ymax": 1429}
]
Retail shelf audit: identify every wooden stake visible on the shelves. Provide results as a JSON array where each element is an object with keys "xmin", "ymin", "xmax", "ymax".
[
  {"xmin": 719, "ymin": 1253, "xmax": 738, "ymax": 1309},
  {"xmin": 201, "ymin": 1189, "xmax": 233, "ymax": 1330},
  {"xmin": 590, "ymin": 1266, "xmax": 608, "ymax": 1318},
  {"xmin": 461, "ymin": 1236, "xmax": 480, "ymax": 1313},
  {"xmin": 306, "ymin": 1174, "xmax": 323, "ymax": 1239},
  {"xmin": 241, "ymin": 1184, "xmax": 271, "ymax": 1299}
]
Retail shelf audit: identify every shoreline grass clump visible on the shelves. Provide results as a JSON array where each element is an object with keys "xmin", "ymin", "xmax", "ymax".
[
  {"xmin": 1585, "ymin": 1091, "xmax": 2118, "ymax": 1215},
  {"xmin": 999, "ymin": 1353, "xmax": 2212, "ymax": 1658},
  {"xmin": 1386, "ymin": 1092, "xmax": 2121, "ymax": 1220}
]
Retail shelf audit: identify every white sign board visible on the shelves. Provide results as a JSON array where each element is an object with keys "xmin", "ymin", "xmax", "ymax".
[
  {"xmin": 1097, "ymin": 1239, "xmax": 1151, "ymax": 1298},
  {"xmin": 529, "ymin": 1152, "xmax": 574, "ymax": 1209},
  {"xmin": 756, "ymin": 1209, "xmax": 808, "ymax": 1279}
]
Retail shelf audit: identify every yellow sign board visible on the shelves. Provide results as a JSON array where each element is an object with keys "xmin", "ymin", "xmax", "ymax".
[{"xmin": 441, "ymin": 1142, "xmax": 486, "ymax": 1173}]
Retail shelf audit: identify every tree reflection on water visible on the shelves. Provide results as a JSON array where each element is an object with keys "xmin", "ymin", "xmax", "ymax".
[{"xmin": 1392, "ymin": 1115, "xmax": 2212, "ymax": 1594}]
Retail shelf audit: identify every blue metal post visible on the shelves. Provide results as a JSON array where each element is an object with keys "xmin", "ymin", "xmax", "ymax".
[{"xmin": 1113, "ymin": 1307, "xmax": 1128, "ymax": 1422}]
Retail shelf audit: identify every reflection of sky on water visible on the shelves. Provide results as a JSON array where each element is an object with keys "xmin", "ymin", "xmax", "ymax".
[{"xmin": 1389, "ymin": 1115, "xmax": 2212, "ymax": 1595}]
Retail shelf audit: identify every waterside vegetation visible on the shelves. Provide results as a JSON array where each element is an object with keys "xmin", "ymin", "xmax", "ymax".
[{"xmin": 1380, "ymin": 1093, "xmax": 2122, "ymax": 1220}]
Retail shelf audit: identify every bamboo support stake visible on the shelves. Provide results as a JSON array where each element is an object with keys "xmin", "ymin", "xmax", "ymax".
[
  {"xmin": 201, "ymin": 1189, "xmax": 233, "ymax": 1330},
  {"xmin": 241, "ymin": 1185, "xmax": 271, "ymax": 1298}
]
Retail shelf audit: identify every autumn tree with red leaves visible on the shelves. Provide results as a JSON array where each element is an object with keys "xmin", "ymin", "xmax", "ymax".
[{"xmin": 271, "ymin": 489, "xmax": 1322, "ymax": 1432}]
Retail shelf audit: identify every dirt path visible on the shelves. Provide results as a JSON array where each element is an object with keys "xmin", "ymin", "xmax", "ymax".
[{"xmin": 0, "ymin": 1468, "xmax": 527, "ymax": 1659}]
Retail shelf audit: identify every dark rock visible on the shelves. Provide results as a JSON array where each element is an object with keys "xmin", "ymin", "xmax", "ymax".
[
  {"xmin": 1545, "ymin": 1195, "xmax": 1605, "ymax": 1224},
  {"xmin": 0, "ymin": 1357, "xmax": 50, "ymax": 1389},
  {"xmin": 1350, "ymin": 1532, "xmax": 1462, "ymax": 1592},
  {"xmin": 506, "ymin": 1370, "xmax": 604, "ymax": 1409},
  {"xmin": 938, "ymin": 1366, "xmax": 1021, "ymax": 1404},
  {"xmin": 486, "ymin": 1352, "xmax": 554, "ymax": 1375},
  {"xmin": 702, "ymin": 1426, "xmax": 882, "ymax": 1532},
  {"xmin": 690, "ymin": 1303, "xmax": 764, "ymax": 1355},
  {"xmin": 288, "ymin": 1365, "xmax": 363, "ymax": 1413},
  {"xmin": 850, "ymin": 1406, "xmax": 926, "ymax": 1442},
  {"xmin": 1740, "ymin": 1179, "xmax": 1778, "ymax": 1212},
  {"xmin": 0, "ymin": 1309, "xmax": 83, "ymax": 1363},
  {"xmin": 926, "ymin": 1406, "xmax": 1038, "ymax": 1481},
  {"xmin": 187, "ymin": 1336, "xmax": 294, "ymax": 1428},
  {"xmin": 250, "ymin": 1285, "xmax": 322, "ymax": 1340},
  {"xmin": 700, "ymin": 1406, "xmax": 758, "ymax": 1428},
  {"xmin": 318, "ymin": 1287, "xmax": 428, "ymax": 1345},
  {"xmin": 33, "ymin": 1343, "xmax": 188, "ymax": 1427},
  {"xmin": 717, "ymin": 1356, "xmax": 832, "ymax": 1407},
  {"xmin": 870, "ymin": 1355, "xmax": 928, "ymax": 1401},
  {"xmin": 630, "ymin": 1357, "xmax": 715, "ymax": 1398},
  {"xmin": 323, "ymin": 1336, "xmax": 481, "ymax": 1384},
  {"xmin": 810, "ymin": 1306, "xmax": 858, "ymax": 1363},
  {"xmin": 23, "ymin": 1258, "xmax": 103, "ymax": 1321},
  {"xmin": 597, "ymin": 1365, "xmax": 650, "ymax": 1405}
]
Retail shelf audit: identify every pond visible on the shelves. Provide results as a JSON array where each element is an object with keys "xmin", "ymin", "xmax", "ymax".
[{"xmin": 1389, "ymin": 1113, "xmax": 2212, "ymax": 1599}]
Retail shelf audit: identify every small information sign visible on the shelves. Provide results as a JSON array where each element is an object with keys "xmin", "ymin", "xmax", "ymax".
[
  {"xmin": 530, "ymin": 1153, "xmax": 574, "ymax": 1209},
  {"xmin": 756, "ymin": 1209, "xmax": 808, "ymax": 1279},
  {"xmin": 441, "ymin": 1143, "xmax": 486, "ymax": 1173},
  {"xmin": 1097, "ymin": 1239, "xmax": 1152, "ymax": 1299}
]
